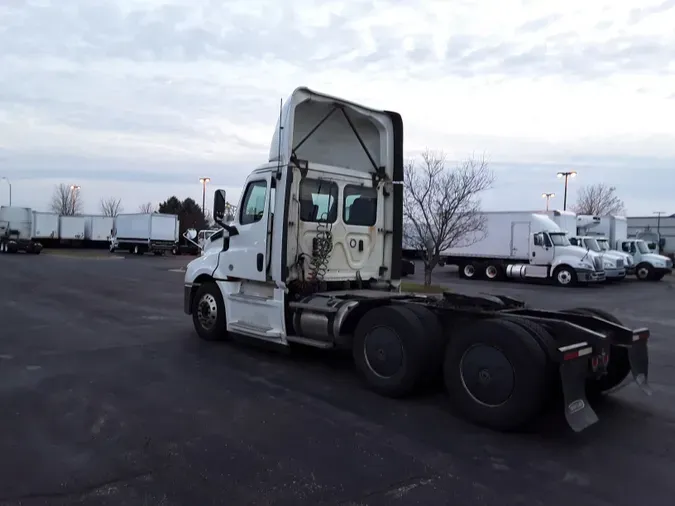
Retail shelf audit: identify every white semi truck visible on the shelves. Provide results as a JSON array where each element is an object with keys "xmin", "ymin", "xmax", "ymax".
[
  {"xmin": 439, "ymin": 211, "xmax": 606, "ymax": 286},
  {"xmin": 182, "ymin": 86, "xmax": 653, "ymax": 434},
  {"xmin": 579, "ymin": 215, "xmax": 672, "ymax": 281},
  {"xmin": 110, "ymin": 213, "xmax": 179, "ymax": 255},
  {"xmin": 0, "ymin": 206, "xmax": 43, "ymax": 254}
]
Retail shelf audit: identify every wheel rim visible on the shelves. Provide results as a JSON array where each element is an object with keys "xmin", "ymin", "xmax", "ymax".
[
  {"xmin": 486, "ymin": 265, "xmax": 498, "ymax": 279},
  {"xmin": 557, "ymin": 269, "xmax": 572, "ymax": 285},
  {"xmin": 363, "ymin": 326, "xmax": 404, "ymax": 378},
  {"xmin": 637, "ymin": 267, "xmax": 649, "ymax": 279},
  {"xmin": 464, "ymin": 265, "xmax": 475, "ymax": 277},
  {"xmin": 197, "ymin": 293, "xmax": 219, "ymax": 330},
  {"xmin": 459, "ymin": 344, "xmax": 515, "ymax": 406}
]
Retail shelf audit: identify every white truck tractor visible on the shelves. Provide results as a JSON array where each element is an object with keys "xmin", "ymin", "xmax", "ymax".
[
  {"xmin": 440, "ymin": 211, "xmax": 606, "ymax": 287},
  {"xmin": 183, "ymin": 87, "xmax": 653, "ymax": 434},
  {"xmin": 579, "ymin": 215, "xmax": 672, "ymax": 281},
  {"xmin": 567, "ymin": 235, "xmax": 626, "ymax": 282}
]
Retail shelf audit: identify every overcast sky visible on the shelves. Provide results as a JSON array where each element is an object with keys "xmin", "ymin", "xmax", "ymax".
[{"xmin": 1, "ymin": 0, "xmax": 674, "ymax": 216}]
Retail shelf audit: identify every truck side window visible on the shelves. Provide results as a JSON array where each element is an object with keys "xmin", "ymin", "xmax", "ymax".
[
  {"xmin": 240, "ymin": 180, "xmax": 267, "ymax": 225},
  {"xmin": 543, "ymin": 234, "xmax": 553, "ymax": 247},
  {"xmin": 344, "ymin": 185, "xmax": 377, "ymax": 226},
  {"xmin": 299, "ymin": 179, "xmax": 338, "ymax": 223},
  {"xmin": 533, "ymin": 234, "xmax": 543, "ymax": 246}
]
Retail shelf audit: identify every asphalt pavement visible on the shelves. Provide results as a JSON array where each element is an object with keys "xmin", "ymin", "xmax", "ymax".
[{"xmin": 1, "ymin": 253, "xmax": 675, "ymax": 505}]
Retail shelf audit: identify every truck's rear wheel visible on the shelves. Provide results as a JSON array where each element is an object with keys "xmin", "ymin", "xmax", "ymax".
[
  {"xmin": 0, "ymin": 242, "xmax": 6, "ymax": 253},
  {"xmin": 192, "ymin": 282, "xmax": 229, "ymax": 342},
  {"xmin": 404, "ymin": 303, "xmax": 445, "ymax": 383},
  {"xmin": 443, "ymin": 319, "xmax": 548, "ymax": 431},
  {"xmin": 564, "ymin": 307, "xmax": 631, "ymax": 396},
  {"xmin": 459, "ymin": 263, "xmax": 479, "ymax": 280},
  {"xmin": 484, "ymin": 263, "xmax": 503, "ymax": 281},
  {"xmin": 352, "ymin": 305, "xmax": 430, "ymax": 398}
]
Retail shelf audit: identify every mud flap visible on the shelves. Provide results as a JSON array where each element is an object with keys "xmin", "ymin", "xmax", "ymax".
[
  {"xmin": 560, "ymin": 359, "xmax": 599, "ymax": 432},
  {"xmin": 628, "ymin": 339, "xmax": 653, "ymax": 395}
]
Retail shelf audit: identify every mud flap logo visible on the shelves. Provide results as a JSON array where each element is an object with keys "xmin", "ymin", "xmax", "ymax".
[{"xmin": 568, "ymin": 399, "xmax": 585, "ymax": 414}]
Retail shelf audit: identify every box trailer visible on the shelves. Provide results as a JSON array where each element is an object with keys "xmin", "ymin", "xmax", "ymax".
[
  {"xmin": 110, "ymin": 213, "xmax": 179, "ymax": 255},
  {"xmin": 439, "ymin": 211, "xmax": 606, "ymax": 286},
  {"xmin": 32, "ymin": 212, "xmax": 60, "ymax": 241},
  {"xmin": 0, "ymin": 206, "xmax": 43, "ymax": 254},
  {"xmin": 59, "ymin": 216, "xmax": 86, "ymax": 242},
  {"xmin": 84, "ymin": 215, "xmax": 114, "ymax": 243}
]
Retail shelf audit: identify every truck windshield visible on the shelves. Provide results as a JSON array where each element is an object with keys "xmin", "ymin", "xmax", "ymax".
[
  {"xmin": 549, "ymin": 233, "xmax": 570, "ymax": 246},
  {"xmin": 636, "ymin": 240, "xmax": 650, "ymax": 254},
  {"xmin": 596, "ymin": 239, "xmax": 609, "ymax": 251},
  {"xmin": 582, "ymin": 238, "xmax": 601, "ymax": 252}
]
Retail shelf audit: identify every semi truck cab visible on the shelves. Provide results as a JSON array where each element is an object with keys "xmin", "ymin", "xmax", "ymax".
[
  {"xmin": 617, "ymin": 238, "xmax": 672, "ymax": 281},
  {"xmin": 568, "ymin": 235, "xmax": 626, "ymax": 281}
]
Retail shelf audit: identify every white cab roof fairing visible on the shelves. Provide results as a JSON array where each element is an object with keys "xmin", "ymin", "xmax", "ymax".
[
  {"xmin": 268, "ymin": 87, "xmax": 403, "ymax": 183},
  {"xmin": 532, "ymin": 214, "xmax": 563, "ymax": 233}
]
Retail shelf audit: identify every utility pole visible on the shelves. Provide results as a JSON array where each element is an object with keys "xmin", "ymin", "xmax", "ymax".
[
  {"xmin": 654, "ymin": 211, "xmax": 665, "ymax": 253},
  {"xmin": 0, "ymin": 177, "xmax": 11, "ymax": 206},
  {"xmin": 199, "ymin": 177, "xmax": 211, "ymax": 222}
]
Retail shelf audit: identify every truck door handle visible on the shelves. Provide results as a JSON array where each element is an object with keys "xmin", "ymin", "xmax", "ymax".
[
  {"xmin": 532, "ymin": 252, "xmax": 536, "ymax": 257},
  {"xmin": 256, "ymin": 253, "xmax": 263, "ymax": 272}
]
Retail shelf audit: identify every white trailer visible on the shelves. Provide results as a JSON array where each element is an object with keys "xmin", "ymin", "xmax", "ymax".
[
  {"xmin": 84, "ymin": 215, "xmax": 114, "ymax": 243},
  {"xmin": 32, "ymin": 212, "xmax": 60, "ymax": 243},
  {"xmin": 110, "ymin": 213, "xmax": 179, "ymax": 255},
  {"xmin": 0, "ymin": 206, "xmax": 43, "ymax": 254},
  {"xmin": 181, "ymin": 86, "xmax": 655, "ymax": 434},
  {"xmin": 440, "ymin": 211, "xmax": 605, "ymax": 286},
  {"xmin": 59, "ymin": 216, "xmax": 86, "ymax": 242}
]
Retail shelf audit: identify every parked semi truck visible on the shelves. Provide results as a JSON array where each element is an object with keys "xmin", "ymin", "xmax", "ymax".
[
  {"xmin": 439, "ymin": 211, "xmax": 606, "ymax": 286},
  {"xmin": 579, "ymin": 215, "xmax": 672, "ymax": 281},
  {"xmin": 110, "ymin": 213, "xmax": 179, "ymax": 255},
  {"xmin": 0, "ymin": 206, "xmax": 43, "ymax": 254},
  {"xmin": 182, "ymin": 87, "xmax": 653, "ymax": 434}
]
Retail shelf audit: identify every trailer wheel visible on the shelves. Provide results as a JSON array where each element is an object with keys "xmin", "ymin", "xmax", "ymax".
[
  {"xmin": 564, "ymin": 307, "xmax": 631, "ymax": 396},
  {"xmin": 192, "ymin": 282, "xmax": 229, "ymax": 342},
  {"xmin": 0, "ymin": 242, "xmax": 5, "ymax": 253},
  {"xmin": 443, "ymin": 319, "xmax": 548, "ymax": 431},
  {"xmin": 552, "ymin": 265, "xmax": 577, "ymax": 287},
  {"xmin": 352, "ymin": 305, "xmax": 430, "ymax": 398},
  {"xmin": 635, "ymin": 263, "xmax": 653, "ymax": 281},
  {"xmin": 404, "ymin": 303, "xmax": 445, "ymax": 383},
  {"xmin": 459, "ymin": 263, "xmax": 479, "ymax": 280},
  {"xmin": 484, "ymin": 263, "xmax": 503, "ymax": 281}
]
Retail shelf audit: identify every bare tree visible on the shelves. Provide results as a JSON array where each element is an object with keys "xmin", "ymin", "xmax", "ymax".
[
  {"xmin": 138, "ymin": 202, "xmax": 155, "ymax": 213},
  {"xmin": 404, "ymin": 149, "xmax": 494, "ymax": 286},
  {"xmin": 573, "ymin": 183, "xmax": 625, "ymax": 216},
  {"xmin": 100, "ymin": 197, "xmax": 123, "ymax": 217},
  {"xmin": 50, "ymin": 183, "xmax": 83, "ymax": 216}
]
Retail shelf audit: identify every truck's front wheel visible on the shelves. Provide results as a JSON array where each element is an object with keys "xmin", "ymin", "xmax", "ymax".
[
  {"xmin": 444, "ymin": 319, "xmax": 548, "ymax": 431},
  {"xmin": 553, "ymin": 265, "xmax": 577, "ymax": 287},
  {"xmin": 635, "ymin": 263, "xmax": 653, "ymax": 281},
  {"xmin": 192, "ymin": 282, "xmax": 229, "ymax": 341}
]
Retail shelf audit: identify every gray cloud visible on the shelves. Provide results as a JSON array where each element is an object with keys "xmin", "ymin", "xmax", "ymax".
[{"xmin": 519, "ymin": 14, "xmax": 563, "ymax": 33}]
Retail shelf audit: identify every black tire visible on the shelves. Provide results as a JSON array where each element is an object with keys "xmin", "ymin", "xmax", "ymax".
[
  {"xmin": 552, "ymin": 265, "xmax": 577, "ymax": 287},
  {"xmin": 404, "ymin": 303, "xmax": 445, "ymax": 383},
  {"xmin": 191, "ymin": 282, "xmax": 229, "ymax": 342},
  {"xmin": 0, "ymin": 242, "xmax": 5, "ymax": 254},
  {"xmin": 352, "ymin": 305, "xmax": 431, "ymax": 398},
  {"xmin": 484, "ymin": 263, "xmax": 503, "ymax": 281},
  {"xmin": 459, "ymin": 262, "xmax": 479, "ymax": 280},
  {"xmin": 635, "ymin": 263, "xmax": 652, "ymax": 281},
  {"xmin": 443, "ymin": 318, "xmax": 548, "ymax": 432},
  {"xmin": 563, "ymin": 307, "xmax": 631, "ymax": 396}
]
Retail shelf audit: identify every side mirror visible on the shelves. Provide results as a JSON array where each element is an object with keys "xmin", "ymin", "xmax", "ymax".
[
  {"xmin": 213, "ymin": 189, "xmax": 227, "ymax": 226},
  {"xmin": 212, "ymin": 189, "xmax": 239, "ymax": 237},
  {"xmin": 186, "ymin": 228, "xmax": 197, "ymax": 240}
]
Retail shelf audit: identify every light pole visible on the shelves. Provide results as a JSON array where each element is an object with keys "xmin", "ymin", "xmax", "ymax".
[
  {"xmin": 0, "ymin": 177, "xmax": 11, "ymax": 206},
  {"xmin": 70, "ymin": 185, "xmax": 81, "ymax": 215},
  {"xmin": 556, "ymin": 171, "xmax": 577, "ymax": 211},
  {"xmin": 542, "ymin": 192, "xmax": 555, "ymax": 211},
  {"xmin": 199, "ymin": 177, "xmax": 211, "ymax": 219}
]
